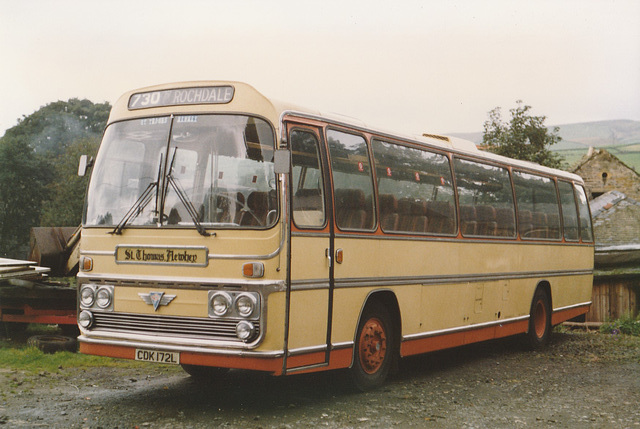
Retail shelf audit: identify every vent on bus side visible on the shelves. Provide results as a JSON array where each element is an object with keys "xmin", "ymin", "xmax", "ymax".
[{"xmin": 422, "ymin": 133, "xmax": 450, "ymax": 142}]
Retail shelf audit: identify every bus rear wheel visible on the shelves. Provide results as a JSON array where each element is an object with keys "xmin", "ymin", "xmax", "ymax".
[
  {"xmin": 351, "ymin": 301, "xmax": 394, "ymax": 391},
  {"xmin": 526, "ymin": 288, "xmax": 552, "ymax": 350}
]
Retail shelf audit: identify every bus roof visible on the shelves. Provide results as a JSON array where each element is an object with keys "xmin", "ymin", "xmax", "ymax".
[{"xmin": 108, "ymin": 80, "xmax": 583, "ymax": 183}]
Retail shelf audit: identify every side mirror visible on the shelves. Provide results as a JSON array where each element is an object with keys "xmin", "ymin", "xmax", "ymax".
[
  {"xmin": 78, "ymin": 155, "xmax": 94, "ymax": 177},
  {"xmin": 274, "ymin": 150, "xmax": 290, "ymax": 174}
]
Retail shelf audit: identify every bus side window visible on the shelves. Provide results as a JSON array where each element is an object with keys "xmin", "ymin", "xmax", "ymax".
[
  {"xmin": 513, "ymin": 171, "xmax": 561, "ymax": 240},
  {"xmin": 371, "ymin": 139, "xmax": 456, "ymax": 235},
  {"xmin": 453, "ymin": 158, "xmax": 516, "ymax": 238},
  {"xmin": 327, "ymin": 129, "xmax": 375, "ymax": 231},
  {"xmin": 558, "ymin": 181, "xmax": 579, "ymax": 241},
  {"xmin": 291, "ymin": 130, "xmax": 326, "ymax": 228},
  {"xmin": 575, "ymin": 184, "xmax": 594, "ymax": 243}
]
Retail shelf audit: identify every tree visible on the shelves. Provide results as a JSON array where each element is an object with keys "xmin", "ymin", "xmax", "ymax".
[
  {"xmin": 0, "ymin": 136, "xmax": 50, "ymax": 257},
  {"xmin": 3, "ymin": 98, "xmax": 110, "ymax": 156},
  {"xmin": 0, "ymin": 99, "xmax": 110, "ymax": 257},
  {"xmin": 481, "ymin": 101, "xmax": 563, "ymax": 169}
]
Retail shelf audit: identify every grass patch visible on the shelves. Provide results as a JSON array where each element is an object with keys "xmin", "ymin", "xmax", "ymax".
[
  {"xmin": 1, "ymin": 323, "xmax": 149, "ymax": 373},
  {"xmin": 600, "ymin": 315, "xmax": 640, "ymax": 337},
  {"xmin": 0, "ymin": 344, "xmax": 151, "ymax": 373}
]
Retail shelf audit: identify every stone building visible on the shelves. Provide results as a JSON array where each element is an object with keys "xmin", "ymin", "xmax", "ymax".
[
  {"xmin": 572, "ymin": 148, "xmax": 640, "ymax": 200},
  {"xmin": 585, "ymin": 190, "xmax": 640, "ymax": 322}
]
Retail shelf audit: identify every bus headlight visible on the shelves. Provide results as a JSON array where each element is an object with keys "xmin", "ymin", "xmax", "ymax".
[
  {"xmin": 80, "ymin": 285, "xmax": 96, "ymax": 307},
  {"xmin": 235, "ymin": 321, "xmax": 256, "ymax": 341},
  {"xmin": 211, "ymin": 292, "xmax": 232, "ymax": 316},
  {"xmin": 96, "ymin": 287, "xmax": 113, "ymax": 309},
  {"xmin": 78, "ymin": 310, "xmax": 94, "ymax": 329},
  {"xmin": 235, "ymin": 293, "xmax": 257, "ymax": 317}
]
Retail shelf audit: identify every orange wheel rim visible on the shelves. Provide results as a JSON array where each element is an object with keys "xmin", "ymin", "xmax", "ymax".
[
  {"xmin": 533, "ymin": 300, "xmax": 547, "ymax": 338},
  {"xmin": 358, "ymin": 317, "xmax": 387, "ymax": 374}
]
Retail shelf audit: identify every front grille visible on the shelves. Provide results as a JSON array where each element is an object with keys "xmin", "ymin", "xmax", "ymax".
[{"xmin": 92, "ymin": 312, "xmax": 259, "ymax": 341}]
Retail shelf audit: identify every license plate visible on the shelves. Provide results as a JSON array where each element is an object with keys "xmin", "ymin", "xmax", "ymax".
[{"xmin": 135, "ymin": 348, "xmax": 180, "ymax": 365}]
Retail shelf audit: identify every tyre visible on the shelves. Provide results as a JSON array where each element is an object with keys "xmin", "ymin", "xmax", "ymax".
[
  {"xmin": 27, "ymin": 335, "xmax": 77, "ymax": 354},
  {"xmin": 526, "ymin": 288, "xmax": 552, "ymax": 350},
  {"xmin": 181, "ymin": 364, "xmax": 230, "ymax": 379},
  {"xmin": 350, "ymin": 301, "xmax": 395, "ymax": 391}
]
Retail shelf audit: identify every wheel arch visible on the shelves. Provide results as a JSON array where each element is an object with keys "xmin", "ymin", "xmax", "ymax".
[
  {"xmin": 536, "ymin": 280, "xmax": 552, "ymax": 310},
  {"xmin": 527, "ymin": 280, "xmax": 552, "ymax": 335}
]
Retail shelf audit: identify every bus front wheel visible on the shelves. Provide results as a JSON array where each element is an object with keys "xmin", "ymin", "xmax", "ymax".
[
  {"xmin": 351, "ymin": 301, "xmax": 394, "ymax": 391},
  {"xmin": 526, "ymin": 288, "xmax": 552, "ymax": 350}
]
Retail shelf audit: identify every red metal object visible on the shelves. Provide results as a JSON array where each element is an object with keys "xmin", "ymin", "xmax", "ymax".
[
  {"xmin": 1, "ymin": 303, "xmax": 76, "ymax": 325},
  {"xmin": 0, "ymin": 280, "xmax": 77, "ymax": 327}
]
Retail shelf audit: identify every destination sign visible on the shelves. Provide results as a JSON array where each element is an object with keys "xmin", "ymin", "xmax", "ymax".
[
  {"xmin": 116, "ymin": 246, "xmax": 208, "ymax": 267},
  {"xmin": 128, "ymin": 86, "xmax": 235, "ymax": 110}
]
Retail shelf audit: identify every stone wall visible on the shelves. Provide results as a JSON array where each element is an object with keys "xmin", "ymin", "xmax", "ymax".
[{"xmin": 573, "ymin": 149, "xmax": 640, "ymax": 200}]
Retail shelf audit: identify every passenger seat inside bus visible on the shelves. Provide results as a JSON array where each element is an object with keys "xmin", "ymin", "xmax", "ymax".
[
  {"xmin": 460, "ymin": 205, "xmax": 477, "ymax": 236},
  {"xmin": 379, "ymin": 194, "xmax": 399, "ymax": 231},
  {"xmin": 476, "ymin": 205, "xmax": 498, "ymax": 236},
  {"xmin": 294, "ymin": 188, "xmax": 323, "ymax": 211},
  {"xmin": 495, "ymin": 207, "xmax": 516, "ymax": 237},
  {"xmin": 426, "ymin": 201, "xmax": 455, "ymax": 234},
  {"xmin": 335, "ymin": 189, "xmax": 367, "ymax": 230}
]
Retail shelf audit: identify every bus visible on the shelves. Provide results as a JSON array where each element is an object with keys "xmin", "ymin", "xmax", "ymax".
[{"xmin": 77, "ymin": 81, "xmax": 594, "ymax": 390}]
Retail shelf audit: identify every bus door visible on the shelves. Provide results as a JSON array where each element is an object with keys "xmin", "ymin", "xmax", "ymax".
[{"xmin": 284, "ymin": 123, "xmax": 334, "ymax": 371}]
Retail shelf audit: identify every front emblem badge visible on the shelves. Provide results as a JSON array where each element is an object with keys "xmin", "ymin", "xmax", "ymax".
[{"xmin": 139, "ymin": 292, "xmax": 176, "ymax": 311}]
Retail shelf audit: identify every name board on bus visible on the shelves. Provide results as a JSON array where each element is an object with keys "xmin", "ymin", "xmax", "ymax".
[
  {"xmin": 115, "ymin": 246, "xmax": 209, "ymax": 267},
  {"xmin": 128, "ymin": 86, "xmax": 235, "ymax": 110}
]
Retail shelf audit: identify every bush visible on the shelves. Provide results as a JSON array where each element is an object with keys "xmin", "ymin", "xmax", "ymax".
[{"xmin": 599, "ymin": 315, "xmax": 640, "ymax": 336}]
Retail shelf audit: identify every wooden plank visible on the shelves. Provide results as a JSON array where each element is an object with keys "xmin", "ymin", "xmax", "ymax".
[{"xmin": 0, "ymin": 258, "xmax": 38, "ymax": 267}]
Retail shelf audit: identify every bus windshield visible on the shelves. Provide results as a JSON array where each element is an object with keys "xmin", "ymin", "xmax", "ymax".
[{"xmin": 84, "ymin": 114, "xmax": 277, "ymax": 230}]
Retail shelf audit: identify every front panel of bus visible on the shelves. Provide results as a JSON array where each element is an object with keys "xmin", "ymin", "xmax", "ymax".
[{"xmin": 77, "ymin": 87, "xmax": 288, "ymax": 373}]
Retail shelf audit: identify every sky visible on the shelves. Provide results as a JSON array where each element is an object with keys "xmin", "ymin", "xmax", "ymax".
[{"xmin": 1, "ymin": 0, "xmax": 639, "ymax": 138}]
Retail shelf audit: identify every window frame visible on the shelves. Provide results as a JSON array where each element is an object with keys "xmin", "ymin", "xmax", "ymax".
[
  {"xmin": 512, "ymin": 170, "xmax": 563, "ymax": 241},
  {"xmin": 371, "ymin": 138, "xmax": 457, "ymax": 236},
  {"xmin": 325, "ymin": 127, "xmax": 377, "ymax": 233},
  {"xmin": 452, "ymin": 156, "xmax": 517, "ymax": 239},
  {"xmin": 290, "ymin": 127, "xmax": 328, "ymax": 230}
]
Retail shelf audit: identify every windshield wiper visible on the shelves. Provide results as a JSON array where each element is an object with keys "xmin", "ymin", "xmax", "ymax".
[
  {"xmin": 165, "ymin": 148, "xmax": 212, "ymax": 237},
  {"xmin": 111, "ymin": 154, "xmax": 164, "ymax": 235},
  {"xmin": 110, "ymin": 181, "xmax": 157, "ymax": 235}
]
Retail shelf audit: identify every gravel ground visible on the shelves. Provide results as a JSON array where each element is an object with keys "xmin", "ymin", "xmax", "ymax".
[{"xmin": 1, "ymin": 329, "xmax": 639, "ymax": 428}]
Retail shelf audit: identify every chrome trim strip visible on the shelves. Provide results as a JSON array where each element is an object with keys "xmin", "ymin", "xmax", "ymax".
[
  {"xmin": 77, "ymin": 272, "xmax": 286, "ymax": 290},
  {"xmin": 290, "ymin": 279, "xmax": 330, "ymax": 291},
  {"xmin": 403, "ymin": 315, "xmax": 530, "ymax": 342},
  {"xmin": 81, "ymin": 244, "xmax": 286, "ymax": 261},
  {"xmin": 287, "ymin": 344, "xmax": 327, "ymax": 356},
  {"xmin": 78, "ymin": 335, "xmax": 284, "ymax": 358},
  {"xmin": 553, "ymin": 301, "xmax": 592, "ymax": 313},
  {"xmin": 81, "ymin": 250, "xmax": 115, "ymax": 256},
  {"xmin": 285, "ymin": 363, "xmax": 329, "ymax": 373},
  {"xmin": 333, "ymin": 269, "xmax": 593, "ymax": 288},
  {"xmin": 292, "ymin": 231, "xmax": 331, "ymax": 238}
]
